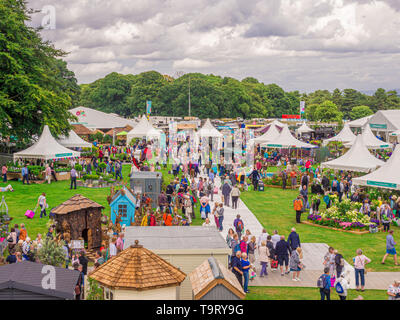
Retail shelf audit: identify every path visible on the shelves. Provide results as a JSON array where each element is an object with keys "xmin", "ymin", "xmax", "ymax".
[{"xmin": 202, "ymin": 174, "xmax": 400, "ymax": 291}]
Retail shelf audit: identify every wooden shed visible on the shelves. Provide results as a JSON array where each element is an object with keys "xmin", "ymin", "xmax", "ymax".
[
  {"xmin": 130, "ymin": 171, "xmax": 162, "ymax": 209},
  {"xmin": 124, "ymin": 226, "xmax": 231, "ymax": 300},
  {"xmin": 89, "ymin": 240, "xmax": 186, "ymax": 300},
  {"xmin": 190, "ymin": 257, "xmax": 245, "ymax": 300},
  {"xmin": 52, "ymin": 195, "xmax": 104, "ymax": 249},
  {"xmin": 0, "ymin": 261, "xmax": 80, "ymax": 300}
]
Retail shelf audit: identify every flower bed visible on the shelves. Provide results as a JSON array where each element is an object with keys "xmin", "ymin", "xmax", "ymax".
[{"xmin": 307, "ymin": 198, "xmax": 379, "ymax": 231}]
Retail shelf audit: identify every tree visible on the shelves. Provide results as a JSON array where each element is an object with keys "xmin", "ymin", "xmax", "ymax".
[
  {"xmin": 0, "ymin": 0, "xmax": 78, "ymax": 144},
  {"xmin": 314, "ymin": 101, "xmax": 343, "ymax": 123},
  {"xmin": 350, "ymin": 105, "xmax": 373, "ymax": 120},
  {"xmin": 37, "ymin": 238, "xmax": 66, "ymax": 267},
  {"xmin": 86, "ymin": 278, "xmax": 104, "ymax": 300}
]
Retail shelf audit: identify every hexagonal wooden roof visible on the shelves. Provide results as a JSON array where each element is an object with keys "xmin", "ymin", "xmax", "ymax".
[
  {"xmin": 89, "ymin": 240, "xmax": 186, "ymax": 290},
  {"xmin": 52, "ymin": 194, "xmax": 104, "ymax": 215}
]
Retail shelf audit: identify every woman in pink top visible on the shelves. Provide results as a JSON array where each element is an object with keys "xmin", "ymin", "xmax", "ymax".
[
  {"xmin": 2, "ymin": 165, "xmax": 7, "ymax": 183},
  {"xmin": 353, "ymin": 249, "xmax": 371, "ymax": 291},
  {"xmin": 45, "ymin": 165, "xmax": 52, "ymax": 184}
]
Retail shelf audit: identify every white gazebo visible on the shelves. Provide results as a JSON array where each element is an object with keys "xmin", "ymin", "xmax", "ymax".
[
  {"xmin": 57, "ymin": 130, "xmax": 92, "ymax": 149},
  {"xmin": 126, "ymin": 116, "xmax": 161, "ymax": 144},
  {"xmin": 296, "ymin": 122, "xmax": 314, "ymax": 135},
  {"xmin": 13, "ymin": 125, "xmax": 81, "ymax": 161},
  {"xmin": 321, "ymin": 135, "xmax": 384, "ymax": 172},
  {"xmin": 197, "ymin": 119, "xmax": 223, "ymax": 138},
  {"xmin": 352, "ymin": 145, "xmax": 400, "ymax": 190},
  {"xmin": 344, "ymin": 124, "xmax": 392, "ymax": 150},
  {"xmin": 347, "ymin": 115, "xmax": 373, "ymax": 128},
  {"xmin": 261, "ymin": 125, "xmax": 317, "ymax": 149},
  {"xmin": 252, "ymin": 124, "xmax": 280, "ymax": 144},
  {"xmin": 322, "ymin": 123, "xmax": 356, "ymax": 146},
  {"xmin": 256, "ymin": 120, "xmax": 286, "ymax": 134}
]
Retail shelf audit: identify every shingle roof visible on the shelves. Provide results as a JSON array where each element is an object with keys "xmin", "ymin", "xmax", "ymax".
[
  {"xmin": 105, "ymin": 125, "xmax": 133, "ymax": 136},
  {"xmin": 189, "ymin": 257, "xmax": 245, "ymax": 300},
  {"xmin": 0, "ymin": 261, "xmax": 80, "ymax": 299},
  {"xmin": 52, "ymin": 194, "xmax": 104, "ymax": 215},
  {"xmin": 89, "ymin": 240, "xmax": 186, "ymax": 290},
  {"xmin": 71, "ymin": 124, "xmax": 93, "ymax": 135}
]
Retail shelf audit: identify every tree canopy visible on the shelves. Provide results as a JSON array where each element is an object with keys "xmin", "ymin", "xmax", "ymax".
[{"xmin": 0, "ymin": 0, "xmax": 79, "ymax": 144}]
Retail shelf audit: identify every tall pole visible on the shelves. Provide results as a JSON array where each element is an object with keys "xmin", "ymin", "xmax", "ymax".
[{"xmin": 188, "ymin": 75, "xmax": 191, "ymax": 117}]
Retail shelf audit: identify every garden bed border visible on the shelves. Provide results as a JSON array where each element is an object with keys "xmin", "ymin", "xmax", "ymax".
[{"xmin": 302, "ymin": 220, "xmax": 383, "ymax": 235}]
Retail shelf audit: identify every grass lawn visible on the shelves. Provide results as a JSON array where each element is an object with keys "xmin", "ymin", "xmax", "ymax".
[
  {"xmin": 245, "ymin": 286, "xmax": 388, "ymax": 300},
  {"xmin": 0, "ymin": 164, "xmax": 203, "ymax": 240},
  {"xmin": 241, "ymin": 187, "xmax": 400, "ymax": 272}
]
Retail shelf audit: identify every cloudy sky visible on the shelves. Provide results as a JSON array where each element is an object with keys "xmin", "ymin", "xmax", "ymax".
[{"xmin": 27, "ymin": 0, "xmax": 400, "ymax": 92}]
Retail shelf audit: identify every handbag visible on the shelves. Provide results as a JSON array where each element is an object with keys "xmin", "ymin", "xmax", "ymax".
[{"xmin": 270, "ymin": 259, "xmax": 278, "ymax": 269}]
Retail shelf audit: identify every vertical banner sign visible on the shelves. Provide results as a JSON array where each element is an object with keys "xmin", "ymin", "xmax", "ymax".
[
  {"xmin": 146, "ymin": 100, "xmax": 152, "ymax": 120},
  {"xmin": 300, "ymin": 101, "xmax": 305, "ymax": 115}
]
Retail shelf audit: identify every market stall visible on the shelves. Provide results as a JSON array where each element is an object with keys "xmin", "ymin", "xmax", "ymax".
[
  {"xmin": 57, "ymin": 129, "xmax": 92, "ymax": 149},
  {"xmin": 344, "ymin": 124, "xmax": 392, "ymax": 150},
  {"xmin": 322, "ymin": 123, "xmax": 356, "ymax": 146}
]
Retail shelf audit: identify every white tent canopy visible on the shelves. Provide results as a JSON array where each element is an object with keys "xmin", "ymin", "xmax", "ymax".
[
  {"xmin": 197, "ymin": 119, "xmax": 223, "ymax": 138},
  {"xmin": 321, "ymin": 134, "xmax": 384, "ymax": 172},
  {"xmin": 322, "ymin": 123, "xmax": 356, "ymax": 146},
  {"xmin": 256, "ymin": 119, "xmax": 286, "ymax": 133},
  {"xmin": 347, "ymin": 115, "xmax": 373, "ymax": 128},
  {"xmin": 14, "ymin": 125, "xmax": 81, "ymax": 161},
  {"xmin": 296, "ymin": 122, "xmax": 314, "ymax": 134},
  {"xmin": 344, "ymin": 124, "xmax": 392, "ymax": 149},
  {"xmin": 57, "ymin": 130, "xmax": 92, "ymax": 148},
  {"xmin": 253, "ymin": 124, "xmax": 281, "ymax": 144},
  {"xmin": 262, "ymin": 125, "xmax": 317, "ymax": 149},
  {"xmin": 352, "ymin": 145, "xmax": 400, "ymax": 190},
  {"xmin": 126, "ymin": 116, "xmax": 160, "ymax": 143}
]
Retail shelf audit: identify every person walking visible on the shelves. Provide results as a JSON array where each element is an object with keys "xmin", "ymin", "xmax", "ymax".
[
  {"xmin": 289, "ymin": 247, "xmax": 303, "ymax": 282},
  {"xmin": 234, "ymin": 215, "xmax": 245, "ymax": 240},
  {"xmin": 70, "ymin": 167, "xmax": 77, "ymax": 190},
  {"xmin": 258, "ymin": 241, "xmax": 270, "ymax": 278},
  {"xmin": 21, "ymin": 165, "xmax": 29, "ymax": 185},
  {"xmin": 231, "ymin": 185, "xmax": 241, "ymax": 209},
  {"xmin": 336, "ymin": 271, "xmax": 350, "ymax": 301},
  {"xmin": 222, "ymin": 181, "xmax": 232, "ymax": 207},
  {"xmin": 334, "ymin": 249, "xmax": 345, "ymax": 278},
  {"xmin": 45, "ymin": 164, "xmax": 51, "ymax": 184},
  {"xmin": 293, "ymin": 196, "xmax": 303, "ymax": 224},
  {"xmin": 275, "ymin": 235, "xmax": 291, "ymax": 276},
  {"xmin": 318, "ymin": 267, "xmax": 331, "ymax": 300},
  {"xmin": 241, "ymin": 252, "xmax": 251, "ymax": 293},
  {"xmin": 287, "ymin": 227, "xmax": 301, "ymax": 250},
  {"xmin": 216, "ymin": 203, "xmax": 224, "ymax": 232},
  {"xmin": 2, "ymin": 164, "xmax": 7, "ymax": 183},
  {"xmin": 382, "ymin": 230, "xmax": 398, "ymax": 265},
  {"xmin": 353, "ymin": 249, "xmax": 371, "ymax": 292},
  {"xmin": 37, "ymin": 193, "xmax": 47, "ymax": 218},
  {"xmin": 387, "ymin": 280, "xmax": 400, "ymax": 300}
]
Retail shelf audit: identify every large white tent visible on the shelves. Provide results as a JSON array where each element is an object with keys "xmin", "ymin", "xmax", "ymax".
[
  {"xmin": 322, "ymin": 123, "xmax": 356, "ymax": 146},
  {"xmin": 70, "ymin": 106, "xmax": 137, "ymax": 130},
  {"xmin": 321, "ymin": 135, "xmax": 384, "ymax": 172},
  {"xmin": 57, "ymin": 130, "xmax": 92, "ymax": 148},
  {"xmin": 296, "ymin": 122, "xmax": 314, "ymax": 135},
  {"xmin": 347, "ymin": 115, "xmax": 373, "ymax": 128},
  {"xmin": 262, "ymin": 125, "xmax": 317, "ymax": 149},
  {"xmin": 197, "ymin": 119, "xmax": 223, "ymax": 138},
  {"xmin": 256, "ymin": 119, "xmax": 286, "ymax": 134},
  {"xmin": 126, "ymin": 116, "xmax": 161, "ymax": 143},
  {"xmin": 352, "ymin": 145, "xmax": 400, "ymax": 190},
  {"xmin": 14, "ymin": 125, "xmax": 80, "ymax": 161},
  {"xmin": 253, "ymin": 124, "xmax": 281, "ymax": 144},
  {"xmin": 344, "ymin": 124, "xmax": 392, "ymax": 149}
]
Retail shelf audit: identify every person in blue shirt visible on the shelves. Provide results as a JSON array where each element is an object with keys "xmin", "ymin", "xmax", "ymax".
[
  {"xmin": 231, "ymin": 251, "xmax": 243, "ymax": 287},
  {"xmin": 21, "ymin": 165, "xmax": 29, "ymax": 185},
  {"xmin": 241, "ymin": 252, "xmax": 251, "ymax": 293},
  {"xmin": 319, "ymin": 267, "xmax": 331, "ymax": 300}
]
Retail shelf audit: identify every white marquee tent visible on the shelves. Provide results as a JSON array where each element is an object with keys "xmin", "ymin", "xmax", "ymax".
[
  {"xmin": 14, "ymin": 125, "xmax": 81, "ymax": 161},
  {"xmin": 296, "ymin": 122, "xmax": 314, "ymax": 135},
  {"xmin": 262, "ymin": 125, "xmax": 317, "ymax": 149},
  {"xmin": 256, "ymin": 119, "xmax": 286, "ymax": 133},
  {"xmin": 347, "ymin": 115, "xmax": 373, "ymax": 128},
  {"xmin": 253, "ymin": 124, "xmax": 281, "ymax": 144},
  {"xmin": 322, "ymin": 123, "xmax": 356, "ymax": 146},
  {"xmin": 321, "ymin": 134, "xmax": 384, "ymax": 172},
  {"xmin": 126, "ymin": 116, "xmax": 161, "ymax": 143},
  {"xmin": 352, "ymin": 145, "xmax": 400, "ymax": 190},
  {"xmin": 197, "ymin": 119, "xmax": 223, "ymax": 138},
  {"xmin": 57, "ymin": 130, "xmax": 92, "ymax": 148},
  {"xmin": 344, "ymin": 124, "xmax": 392, "ymax": 149}
]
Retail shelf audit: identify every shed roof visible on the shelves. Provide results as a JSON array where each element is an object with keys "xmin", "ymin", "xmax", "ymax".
[
  {"xmin": 124, "ymin": 226, "xmax": 230, "ymax": 251},
  {"xmin": 189, "ymin": 257, "xmax": 245, "ymax": 300},
  {"xmin": 71, "ymin": 124, "xmax": 93, "ymax": 135},
  {"xmin": 0, "ymin": 261, "xmax": 80, "ymax": 299},
  {"xmin": 89, "ymin": 240, "xmax": 186, "ymax": 290},
  {"xmin": 52, "ymin": 194, "xmax": 104, "ymax": 215}
]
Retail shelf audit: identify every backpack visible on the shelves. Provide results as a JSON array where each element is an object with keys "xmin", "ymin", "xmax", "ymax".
[
  {"xmin": 317, "ymin": 274, "xmax": 327, "ymax": 289},
  {"xmin": 335, "ymin": 281, "xmax": 344, "ymax": 294},
  {"xmin": 236, "ymin": 220, "xmax": 244, "ymax": 232}
]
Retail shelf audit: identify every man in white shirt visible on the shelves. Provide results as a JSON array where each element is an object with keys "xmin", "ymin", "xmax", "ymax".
[
  {"xmin": 258, "ymin": 229, "xmax": 269, "ymax": 248},
  {"xmin": 271, "ymin": 230, "xmax": 281, "ymax": 248}
]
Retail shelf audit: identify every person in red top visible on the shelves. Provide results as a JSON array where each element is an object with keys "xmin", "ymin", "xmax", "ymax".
[
  {"xmin": 98, "ymin": 149, "xmax": 103, "ymax": 160},
  {"xmin": 163, "ymin": 212, "xmax": 173, "ymax": 226},
  {"xmin": 305, "ymin": 159, "xmax": 311, "ymax": 172},
  {"xmin": 290, "ymin": 170, "xmax": 297, "ymax": 190},
  {"xmin": 149, "ymin": 212, "xmax": 156, "ymax": 226}
]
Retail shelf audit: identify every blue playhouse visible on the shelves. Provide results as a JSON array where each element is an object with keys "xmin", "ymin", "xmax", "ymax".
[{"xmin": 110, "ymin": 187, "xmax": 136, "ymax": 226}]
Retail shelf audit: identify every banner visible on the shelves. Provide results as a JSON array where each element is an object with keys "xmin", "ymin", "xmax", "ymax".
[{"xmin": 300, "ymin": 101, "xmax": 306, "ymax": 114}]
